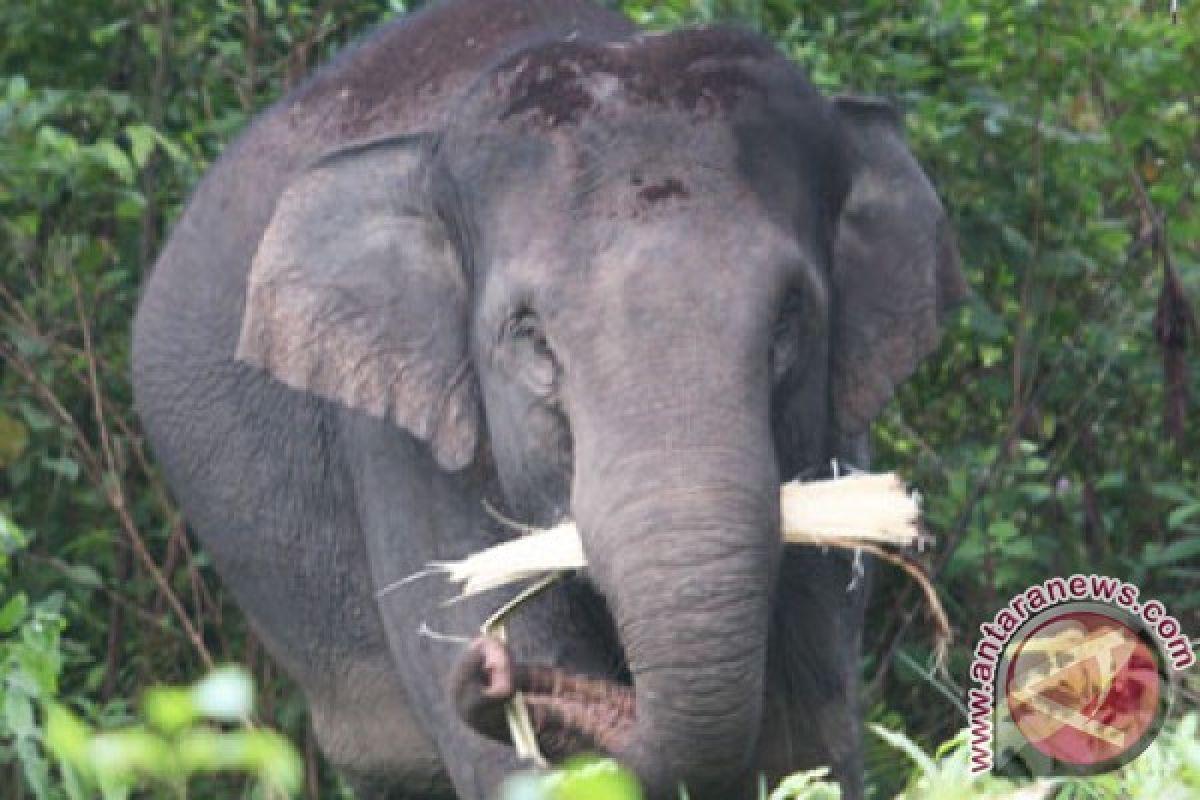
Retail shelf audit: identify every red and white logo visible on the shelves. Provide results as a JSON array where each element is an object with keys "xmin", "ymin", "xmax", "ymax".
[
  {"xmin": 1004, "ymin": 610, "xmax": 1163, "ymax": 768},
  {"xmin": 966, "ymin": 576, "xmax": 1193, "ymax": 776}
]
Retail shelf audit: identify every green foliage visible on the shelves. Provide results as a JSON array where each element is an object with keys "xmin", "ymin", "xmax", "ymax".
[
  {"xmin": 792, "ymin": 0, "xmax": 1198, "ymax": 752},
  {"xmin": 2, "ymin": 0, "xmax": 1197, "ymax": 797},
  {"xmin": 45, "ymin": 668, "xmax": 301, "ymax": 800},
  {"xmin": 1070, "ymin": 712, "xmax": 1200, "ymax": 800},
  {"xmin": 500, "ymin": 757, "xmax": 645, "ymax": 800},
  {"xmin": 495, "ymin": 757, "xmax": 842, "ymax": 800},
  {"xmin": 761, "ymin": 768, "xmax": 841, "ymax": 800},
  {"xmin": 2, "ymin": 3, "xmax": 404, "ymax": 795},
  {"xmin": 876, "ymin": 713, "xmax": 1200, "ymax": 800},
  {"xmin": 2, "ymin": 512, "xmax": 73, "ymax": 798},
  {"xmin": 497, "ymin": 713, "xmax": 1200, "ymax": 799},
  {"xmin": 2, "ymin": 513, "xmax": 300, "ymax": 799}
]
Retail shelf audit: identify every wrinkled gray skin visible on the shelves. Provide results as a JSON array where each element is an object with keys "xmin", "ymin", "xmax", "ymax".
[{"xmin": 132, "ymin": 1, "xmax": 966, "ymax": 798}]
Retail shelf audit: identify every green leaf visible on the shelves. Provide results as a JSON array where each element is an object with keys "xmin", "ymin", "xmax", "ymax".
[
  {"xmin": 59, "ymin": 758, "xmax": 89, "ymax": 800},
  {"xmin": 41, "ymin": 455, "xmax": 80, "ymax": 480},
  {"xmin": 986, "ymin": 519, "xmax": 1019, "ymax": 540},
  {"xmin": 16, "ymin": 735, "xmax": 52, "ymax": 799},
  {"xmin": 46, "ymin": 702, "xmax": 93, "ymax": 764},
  {"xmin": 141, "ymin": 686, "xmax": 196, "ymax": 734},
  {"xmin": 963, "ymin": 302, "xmax": 1007, "ymax": 341},
  {"xmin": 5, "ymin": 688, "xmax": 36, "ymax": 737},
  {"xmin": 64, "ymin": 563, "xmax": 103, "ymax": 589},
  {"xmin": 0, "ymin": 591, "xmax": 29, "ymax": 633},
  {"xmin": 1166, "ymin": 503, "xmax": 1200, "ymax": 531},
  {"xmin": 36, "ymin": 125, "xmax": 80, "ymax": 160},
  {"xmin": 115, "ymin": 190, "xmax": 146, "ymax": 220},
  {"xmin": 92, "ymin": 140, "xmax": 134, "ymax": 183},
  {"xmin": 767, "ymin": 767, "xmax": 842, "ymax": 800},
  {"xmin": 90, "ymin": 20, "xmax": 131, "ymax": 46},
  {"xmin": 17, "ymin": 402, "xmax": 53, "ymax": 432},
  {"xmin": 124, "ymin": 123, "xmax": 157, "ymax": 168},
  {"xmin": 0, "ymin": 408, "xmax": 29, "ymax": 467},
  {"xmin": 7, "ymin": 74, "xmax": 29, "ymax": 101},
  {"xmin": 150, "ymin": 128, "xmax": 190, "ymax": 165},
  {"xmin": 241, "ymin": 729, "xmax": 305, "ymax": 792},
  {"xmin": 548, "ymin": 757, "xmax": 643, "ymax": 800},
  {"xmin": 1151, "ymin": 483, "xmax": 1197, "ymax": 506},
  {"xmin": 85, "ymin": 728, "xmax": 174, "ymax": 782},
  {"xmin": 1145, "ymin": 536, "xmax": 1200, "ymax": 567},
  {"xmin": 870, "ymin": 724, "xmax": 938, "ymax": 777},
  {"xmin": 0, "ymin": 511, "xmax": 29, "ymax": 555},
  {"xmin": 1018, "ymin": 483, "xmax": 1052, "ymax": 504}
]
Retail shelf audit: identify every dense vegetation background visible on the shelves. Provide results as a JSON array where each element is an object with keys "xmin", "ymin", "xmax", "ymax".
[{"xmin": 2, "ymin": 0, "xmax": 1197, "ymax": 797}]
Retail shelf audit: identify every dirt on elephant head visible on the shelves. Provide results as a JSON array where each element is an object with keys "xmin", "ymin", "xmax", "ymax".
[{"xmin": 492, "ymin": 27, "xmax": 779, "ymax": 131}]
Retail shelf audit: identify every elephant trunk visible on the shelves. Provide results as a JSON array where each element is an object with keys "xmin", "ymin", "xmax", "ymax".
[{"xmin": 574, "ymin": 437, "xmax": 780, "ymax": 799}]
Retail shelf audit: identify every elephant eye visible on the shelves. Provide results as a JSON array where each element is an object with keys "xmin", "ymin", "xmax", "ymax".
[
  {"xmin": 511, "ymin": 312, "xmax": 549, "ymax": 354},
  {"xmin": 507, "ymin": 310, "xmax": 557, "ymax": 392}
]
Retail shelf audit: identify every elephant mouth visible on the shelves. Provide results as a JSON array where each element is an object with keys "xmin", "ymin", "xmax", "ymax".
[{"xmin": 452, "ymin": 635, "xmax": 637, "ymax": 761}]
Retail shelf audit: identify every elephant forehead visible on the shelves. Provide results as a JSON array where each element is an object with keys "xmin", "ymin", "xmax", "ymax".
[
  {"xmin": 482, "ymin": 29, "xmax": 781, "ymax": 131},
  {"xmin": 463, "ymin": 114, "xmax": 770, "ymax": 251}
]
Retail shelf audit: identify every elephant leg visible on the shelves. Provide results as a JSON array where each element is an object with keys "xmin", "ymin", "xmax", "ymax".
[
  {"xmin": 344, "ymin": 773, "xmax": 457, "ymax": 800},
  {"xmin": 305, "ymin": 657, "xmax": 453, "ymax": 798},
  {"xmin": 759, "ymin": 546, "xmax": 868, "ymax": 800}
]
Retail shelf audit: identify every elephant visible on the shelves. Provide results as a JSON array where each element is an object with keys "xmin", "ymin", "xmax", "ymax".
[{"xmin": 131, "ymin": 0, "xmax": 966, "ymax": 798}]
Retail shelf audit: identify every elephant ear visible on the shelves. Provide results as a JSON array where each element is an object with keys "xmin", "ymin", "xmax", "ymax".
[
  {"xmin": 829, "ymin": 96, "xmax": 968, "ymax": 437},
  {"xmin": 236, "ymin": 135, "xmax": 479, "ymax": 471}
]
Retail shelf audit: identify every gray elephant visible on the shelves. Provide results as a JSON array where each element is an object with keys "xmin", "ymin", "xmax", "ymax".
[{"xmin": 132, "ymin": 0, "xmax": 965, "ymax": 798}]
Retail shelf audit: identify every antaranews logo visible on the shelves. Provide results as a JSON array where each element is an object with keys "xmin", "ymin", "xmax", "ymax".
[{"xmin": 967, "ymin": 574, "xmax": 1196, "ymax": 777}]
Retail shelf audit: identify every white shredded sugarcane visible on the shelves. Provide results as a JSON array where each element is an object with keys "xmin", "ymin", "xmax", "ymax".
[
  {"xmin": 434, "ymin": 524, "xmax": 585, "ymax": 598},
  {"xmin": 780, "ymin": 472, "xmax": 923, "ymax": 547},
  {"xmin": 406, "ymin": 473, "xmax": 925, "ymax": 600}
]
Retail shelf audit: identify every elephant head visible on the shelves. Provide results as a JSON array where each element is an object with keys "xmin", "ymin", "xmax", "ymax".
[{"xmin": 234, "ymin": 26, "xmax": 965, "ymax": 800}]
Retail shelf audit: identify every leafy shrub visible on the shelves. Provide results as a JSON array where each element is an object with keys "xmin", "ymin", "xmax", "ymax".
[
  {"xmin": 497, "ymin": 713, "xmax": 1200, "ymax": 800},
  {"xmin": 2, "ymin": 512, "xmax": 301, "ymax": 799}
]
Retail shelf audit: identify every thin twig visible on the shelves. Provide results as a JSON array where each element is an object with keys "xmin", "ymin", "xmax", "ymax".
[
  {"xmin": 138, "ymin": 0, "xmax": 171, "ymax": 272},
  {"xmin": 241, "ymin": 0, "xmax": 260, "ymax": 113},
  {"xmin": 0, "ymin": 289, "xmax": 214, "ymax": 670},
  {"xmin": 102, "ymin": 544, "xmax": 132, "ymax": 701},
  {"xmin": 1090, "ymin": 61, "xmax": 1195, "ymax": 446},
  {"xmin": 284, "ymin": 0, "xmax": 337, "ymax": 88},
  {"xmin": 1010, "ymin": 10, "xmax": 1045, "ymax": 435},
  {"xmin": 0, "ymin": 295, "xmax": 177, "ymax": 518}
]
